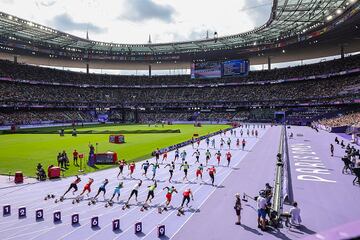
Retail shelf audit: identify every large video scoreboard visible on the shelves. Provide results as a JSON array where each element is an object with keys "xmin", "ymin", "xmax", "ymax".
[{"xmin": 191, "ymin": 59, "xmax": 249, "ymax": 79}]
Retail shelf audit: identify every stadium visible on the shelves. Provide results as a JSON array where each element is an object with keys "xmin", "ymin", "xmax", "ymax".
[{"xmin": 0, "ymin": 0, "xmax": 360, "ymax": 239}]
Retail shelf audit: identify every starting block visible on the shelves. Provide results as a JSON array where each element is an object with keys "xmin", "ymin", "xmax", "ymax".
[
  {"xmin": 72, "ymin": 213, "xmax": 79, "ymax": 225},
  {"xmin": 158, "ymin": 225, "xmax": 166, "ymax": 237},
  {"xmin": 3, "ymin": 204, "xmax": 11, "ymax": 216},
  {"xmin": 91, "ymin": 216, "xmax": 99, "ymax": 228},
  {"xmin": 134, "ymin": 222, "xmax": 142, "ymax": 234},
  {"xmin": 35, "ymin": 209, "xmax": 44, "ymax": 220},
  {"xmin": 53, "ymin": 211, "xmax": 61, "ymax": 222},
  {"xmin": 112, "ymin": 219, "xmax": 120, "ymax": 231},
  {"xmin": 18, "ymin": 206, "xmax": 26, "ymax": 218}
]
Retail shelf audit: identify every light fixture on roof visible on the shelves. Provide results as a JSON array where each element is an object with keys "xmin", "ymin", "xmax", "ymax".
[
  {"xmin": 282, "ymin": 49, "xmax": 285, "ymax": 53},
  {"xmin": 336, "ymin": 9, "xmax": 343, "ymax": 15},
  {"xmin": 326, "ymin": 15, "xmax": 333, "ymax": 21}
]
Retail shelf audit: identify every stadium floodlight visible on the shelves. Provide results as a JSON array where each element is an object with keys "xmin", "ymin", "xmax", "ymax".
[
  {"xmin": 336, "ymin": 9, "xmax": 343, "ymax": 15},
  {"xmin": 326, "ymin": 15, "xmax": 333, "ymax": 21}
]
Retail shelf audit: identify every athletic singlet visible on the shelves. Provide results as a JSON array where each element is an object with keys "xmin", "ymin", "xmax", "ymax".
[
  {"xmin": 206, "ymin": 152, "xmax": 211, "ymax": 157},
  {"xmin": 100, "ymin": 181, "xmax": 108, "ymax": 189},
  {"xmin": 143, "ymin": 163, "xmax": 149, "ymax": 169},
  {"xmin": 182, "ymin": 164, "xmax": 189, "ymax": 170},
  {"xmin": 167, "ymin": 188, "xmax": 176, "ymax": 195},
  {"xmin": 183, "ymin": 190, "xmax": 191, "ymax": 197},
  {"xmin": 198, "ymin": 166, "xmax": 203, "ymax": 171},
  {"xmin": 148, "ymin": 185, "xmax": 156, "ymax": 191}
]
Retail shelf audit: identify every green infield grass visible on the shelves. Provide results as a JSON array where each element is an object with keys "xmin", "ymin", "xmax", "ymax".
[{"xmin": 0, "ymin": 124, "xmax": 228, "ymax": 177}]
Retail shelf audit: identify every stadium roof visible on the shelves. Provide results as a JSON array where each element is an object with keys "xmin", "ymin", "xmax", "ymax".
[{"xmin": 0, "ymin": 0, "xmax": 358, "ymax": 56}]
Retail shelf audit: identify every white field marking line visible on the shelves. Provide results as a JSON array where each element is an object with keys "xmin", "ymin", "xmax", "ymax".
[
  {"xmin": 86, "ymin": 130, "xmax": 253, "ymax": 240},
  {"xmin": 1, "ymin": 170, "xmax": 177, "ymax": 236},
  {"xmin": 85, "ymin": 163, "xmax": 234, "ymax": 240},
  {"xmin": 54, "ymin": 145, "xmax": 230, "ymax": 240},
  {"xmin": 3, "ymin": 227, "xmax": 52, "ymax": 240},
  {"xmin": 13, "ymin": 166, "xmax": 189, "ymax": 240},
  {"xmin": 0, "ymin": 134, "xmax": 219, "ymax": 205},
  {"xmin": 170, "ymin": 128, "xmax": 271, "ymax": 240},
  {"xmin": 110, "ymin": 168, "xmax": 235, "ymax": 240},
  {"xmin": 3, "ymin": 128, "xmax": 257, "ymax": 239},
  {"xmin": 0, "ymin": 145, "xmax": 197, "ymax": 233},
  {"xmin": 113, "ymin": 131, "xmax": 266, "ymax": 240},
  {"xmin": 72, "ymin": 149, "xmax": 241, "ymax": 240},
  {"xmin": 141, "ymin": 131, "xmax": 265, "ymax": 239},
  {"xmin": 0, "ymin": 180, "xmax": 142, "ymax": 233}
]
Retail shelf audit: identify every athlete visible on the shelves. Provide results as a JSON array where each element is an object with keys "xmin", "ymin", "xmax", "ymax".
[
  {"xmin": 62, "ymin": 175, "xmax": 81, "ymax": 198},
  {"xmin": 196, "ymin": 139, "xmax": 201, "ymax": 148},
  {"xmin": 226, "ymin": 151, "xmax": 232, "ymax": 167},
  {"xmin": 236, "ymin": 138, "xmax": 240, "ymax": 148},
  {"xmin": 181, "ymin": 188, "xmax": 194, "ymax": 208},
  {"xmin": 126, "ymin": 180, "xmax": 142, "ymax": 204},
  {"xmin": 251, "ymin": 129, "xmax": 254, "ymax": 136},
  {"xmin": 162, "ymin": 150, "xmax": 168, "ymax": 163},
  {"xmin": 330, "ymin": 144, "xmax": 334, "ymax": 157},
  {"xmin": 180, "ymin": 150, "xmax": 187, "ymax": 164},
  {"xmin": 150, "ymin": 163, "xmax": 160, "ymax": 180},
  {"xmin": 205, "ymin": 149, "xmax": 212, "ymax": 166},
  {"xmin": 128, "ymin": 162, "xmax": 136, "ymax": 179},
  {"xmin": 220, "ymin": 138, "xmax": 225, "ymax": 149},
  {"xmin": 191, "ymin": 138, "xmax": 195, "ymax": 148},
  {"xmin": 145, "ymin": 180, "xmax": 157, "ymax": 204},
  {"xmin": 164, "ymin": 161, "xmax": 176, "ymax": 182},
  {"xmin": 255, "ymin": 130, "xmax": 258, "ymax": 138},
  {"xmin": 211, "ymin": 139, "xmax": 216, "ymax": 149},
  {"xmin": 117, "ymin": 159, "xmax": 127, "ymax": 179},
  {"xmin": 242, "ymin": 139, "xmax": 246, "ymax": 150},
  {"xmin": 93, "ymin": 179, "xmax": 109, "ymax": 200},
  {"xmin": 180, "ymin": 161, "xmax": 190, "ymax": 182},
  {"xmin": 192, "ymin": 149, "xmax": 200, "ymax": 163},
  {"xmin": 73, "ymin": 149, "xmax": 79, "ymax": 166},
  {"xmin": 141, "ymin": 160, "xmax": 150, "ymax": 178},
  {"xmin": 174, "ymin": 148, "xmax": 180, "ymax": 162},
  {"xmin": 162, "ymin": 186, "xmax": 178, "ymax": 210},
  {"xmin": 227, "ymin": 138, "xmax": 231, "ymax": 149},
  {"xmin": 206, "ymin": 137, "xmax": 210, "ymax": 148},
  {"xmin": 79, "ymin": 178, "xmax": 94, "ymax": 197},
  {"xmin": 240, "ymin": 129, "xmax": 243, "ymax": 137},
  {"xmin": 196, "ymin": 163, "xmax": 204, "ymax": 180},
  {"xmin": 207, "ymin": 166, "xmax": 216, "ymax": 186},
  {"xmin": 247, "ymin": 129, "xmax": 250, "ymax": 136},
  {"xmin": 215, "ymin": 150, "xmax": 222, "ymax": 166},
  {"xmin": 109, "ymin": 181, "xmax": 123, "ymax": 202},
  {"xmin": 154, "ymin": 148, "xmax": 160, "ymax": 163}
]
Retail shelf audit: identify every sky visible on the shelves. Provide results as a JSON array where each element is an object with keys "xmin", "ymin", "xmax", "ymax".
[{"xmin": 0, "ymin": 0, "xmax": 273, "ymax": 44}]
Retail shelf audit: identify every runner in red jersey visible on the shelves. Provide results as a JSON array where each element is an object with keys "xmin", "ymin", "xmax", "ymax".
[
  {"xmin": 163, "ymin": 186, "xmax": 178, "ymax": 210},
  {"xmin": 207, "ymin": 166, "xmax": 216, "ymax": 186},
  {"xmin": 196, "ymin": 164, "xmax": 204, "ymax": 180},
  {"xmin": 162, "ymin": 150, "xmax": 168, "ymax": 163},
  {"xmin": 181, "ymin": 188, "xmax": 194, "ymax": 208},
  {"xmin": 117, "ymin": 159, "xmax": 127, "ymax": 179},
  {"xmin": 226, "ymin": 151, "xmax": 232, "ymax": 167},
  {"xmin": 215, "ymin": 150, "xmax": 221, "ymax": 166},
  {"xmin": 79, "ymin": 178, "xmax": 94, "ymax": 197},
  {"xmin": 128, "ymin": 162, "xmax": 136, "ymax": 179}
]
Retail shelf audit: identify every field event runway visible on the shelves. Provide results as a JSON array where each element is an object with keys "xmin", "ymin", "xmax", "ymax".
[{"xmin": 0, "ymin": 125, "xmax": 278, "ymax": 240}]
